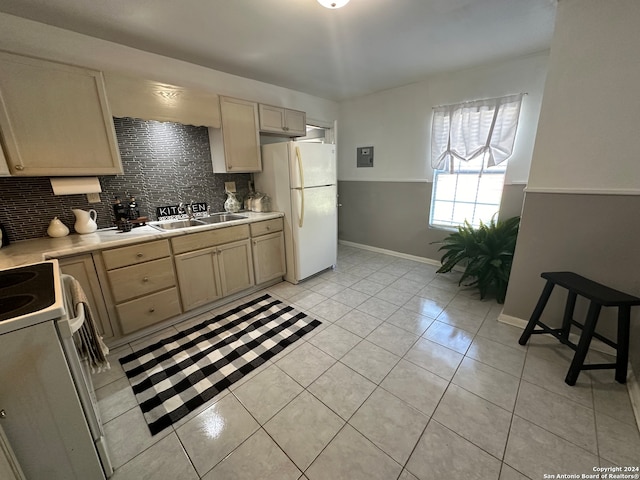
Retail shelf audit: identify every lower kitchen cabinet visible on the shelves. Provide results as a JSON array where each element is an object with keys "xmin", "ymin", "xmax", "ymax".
[
  {"xmin": 175, "ymin": 239, "xmax": 254, "ymax": 312},
  {"xmin": 58, "ymin": 254, "xmax": 114, "ymax": 340},
  {"xmin": 252, "ymin": 231, "xmax": 286, "ymax": 284},
  {"xmin": 174, "ymin": 246, "xmax": 223, "ymax": 311},
  {"xmin": 58, "ymin": 217, "xmax": 284, "ymax": 341},
  {"xmin": 217, "ymin": 239, "xmax": 255, "ymax": 295},
  {"xmin": 98, "ymin": 239, "xmax": 182, "ymax": 335},
  {"xmin": 250, "ymin": 218, "xmax": 286, "ymax": 284},
  {"xmin": 115, "ymin": 287, "xmax": 182, "ymax": 335}
]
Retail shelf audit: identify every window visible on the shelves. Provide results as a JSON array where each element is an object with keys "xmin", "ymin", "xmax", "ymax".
[
  {"xmin": 429, "ymin": 94, "xmax": 523, "ymax": 229},
  {"xmin": 430, "ymin": 157, "xmax": 506, "ymax": 228}
]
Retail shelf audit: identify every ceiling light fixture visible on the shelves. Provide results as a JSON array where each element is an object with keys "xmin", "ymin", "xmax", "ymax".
[{"xmin": 317, "ymin": 0, "xmax": 350, "ymax": 9}]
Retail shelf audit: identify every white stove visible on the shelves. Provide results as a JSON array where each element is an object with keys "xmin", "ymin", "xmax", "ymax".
[
  {"xmin": 0, "ymin": 260, "xmax": 64, "ymax": 335},
  {"xmin": 0, "ymin": 260, "xmax": 113, "ymax": 478}
]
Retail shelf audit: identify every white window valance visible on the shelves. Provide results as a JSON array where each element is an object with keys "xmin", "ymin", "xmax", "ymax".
[{"xmin": 431, "ymin": 93, "xmax": 524, "ymax": 172}]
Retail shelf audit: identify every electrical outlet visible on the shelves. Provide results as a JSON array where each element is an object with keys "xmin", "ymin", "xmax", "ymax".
[
  {"xmin": 224, "ymin": 182, "xmax": 236, "ymax": 192},
  {"xmin": 86, "ymin": 192, "xmax": 101, "ymax": 203}
]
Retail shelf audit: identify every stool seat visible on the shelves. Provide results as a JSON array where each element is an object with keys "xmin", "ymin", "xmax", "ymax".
[
  {"xmin": 518, "ymin": 271, "xmax": 640, "ymax": 386},
  {"xmin": 540, "ymin": 272, "xmax": 640, "ymax": 307}
]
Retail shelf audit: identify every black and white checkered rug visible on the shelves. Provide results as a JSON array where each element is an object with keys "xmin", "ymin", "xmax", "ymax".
[{"xmin": 119, "ymin": 293, "xmax": 321, "ymax": 435}]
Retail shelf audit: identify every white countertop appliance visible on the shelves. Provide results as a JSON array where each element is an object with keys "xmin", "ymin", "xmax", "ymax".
[
  {"xmin": 0, "ymin": 260, "xmax": 113, "ymax": 479},
  {"xmin": 255, "ymin": 142, "xmax": 337, "ymax": 283}
]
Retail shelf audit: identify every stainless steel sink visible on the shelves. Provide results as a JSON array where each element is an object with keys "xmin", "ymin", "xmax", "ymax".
[
  {"xmin": 149, "ymin": 214, "xmax": 247, "ymax": 231},
  {"xmin": 149, "ymin": 219, "xmax": 206, "ymax": 231},
  {"xmin": 197, "ymin": 214, "xmax": 247, "ymax": 224}
]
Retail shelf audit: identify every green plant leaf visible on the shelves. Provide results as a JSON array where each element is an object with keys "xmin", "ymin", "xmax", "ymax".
[{"xmin": 434, "ymin": 216, "xmax": 520, "ymax": 304}]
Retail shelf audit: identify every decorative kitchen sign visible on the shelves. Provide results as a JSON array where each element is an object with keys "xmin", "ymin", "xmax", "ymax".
[{"xmin": 156, "ymin": 202, "xmax": 208, "ymax": 220}]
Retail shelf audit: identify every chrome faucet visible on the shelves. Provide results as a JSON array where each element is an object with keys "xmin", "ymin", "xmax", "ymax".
[{"xmin": 179, "ymin": 201, "xmax": 194, "ymax": 220}]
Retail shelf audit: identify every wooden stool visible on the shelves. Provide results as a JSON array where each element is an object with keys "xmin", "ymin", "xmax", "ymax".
[{"xmin": 518, "ymin": 272, "xmax": 640, "ymax": 386}]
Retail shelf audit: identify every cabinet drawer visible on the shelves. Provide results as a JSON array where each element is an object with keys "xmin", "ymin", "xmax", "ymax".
[
  {"xmin": 116, "ymin": 287, "xmax": 181, "ymax": 334},
  {"xmin": 171, "ymin": 225, "xmax": 249, "ymax": 254},
  {"xmin": 102, "ymin": 240, "xmax": 171, "ymax": 270},
  {"xmin": 107, "ymin": 257, "xmax": 176, "ymax": 303},
  {"xmin": 250, "ymin": 218, "xmax": 283, "ymax": 237}
]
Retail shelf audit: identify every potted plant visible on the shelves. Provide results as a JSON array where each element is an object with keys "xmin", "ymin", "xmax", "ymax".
[{"xmin": 434, "ymin": 216, "xmax": 520, "ymax": 303}]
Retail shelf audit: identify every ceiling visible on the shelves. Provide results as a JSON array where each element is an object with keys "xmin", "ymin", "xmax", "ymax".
[{"xmin": 0, "ymin": 0, "xmax": 557, "ymax": 101}]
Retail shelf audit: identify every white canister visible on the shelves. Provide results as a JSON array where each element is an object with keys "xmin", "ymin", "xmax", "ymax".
[{"xmin": 47, "ymin": 217, "xmax": 70, "ymax": 238}]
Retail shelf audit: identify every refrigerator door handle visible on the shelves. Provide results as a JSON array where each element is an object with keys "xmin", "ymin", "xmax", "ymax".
[{"xmin": 295, "ymin": 146, "xmax": 305, "ymax": 227}]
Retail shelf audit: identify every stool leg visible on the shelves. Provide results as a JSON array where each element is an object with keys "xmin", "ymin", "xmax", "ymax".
[
  {"xmin": 519, "ymin": 280, "xmax": 555, "ymax": 345},
  {"xmin": 615, "ymin": 305, "xmax": 631, "ymax": 383},
  {"xmin": 560, "ymin": 291, "xmax": 577, "ymax": 344},
  {"xmin": 565, "ymin": 301, "xmax": 601, "ymax": 386}
]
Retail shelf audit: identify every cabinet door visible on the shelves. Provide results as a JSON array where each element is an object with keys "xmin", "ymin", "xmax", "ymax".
[
  {"xmin": 174, "ymin": 246, "xmax": 223, "ymax": 311},
  {"xmin": 58, "ymin": 254, "xmax": 114, "ymax": 340},
  {"xmin": 217, "ymin": 96, "xmax": 261, "ymax": 172},
  {"xmin": 252, "ymin": 231, "xmax": 286, "ymax": 284},
  {"xmin": 0, "ymin": 52, "xmax": 122, "ymax": 176},
  {"xmin": 0, "ymin": 144, "xmax": 9, "ymax": 177},
  {"xmin": 217, "ymin": 239, "xmax": 255, "ymax": 296},
  {"xmin": 284, "ymin": 109, "xmax": 306, "ymax": 136},
  {"xmin": 259, "ymin": 104, "xmax": 306, "ymax": 137},
  {"xmin": 258, "ymin": 104, "xmax": 286, "ymax": 133}
]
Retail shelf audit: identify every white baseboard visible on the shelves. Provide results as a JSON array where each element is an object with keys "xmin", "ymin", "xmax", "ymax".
[
  {"xmin": 338, "ymin": 239, "xmax": 442, "ymax": 267},
  {"xmin": 498, "ymin": 312, "xmax": 640, "ymax": 432}
]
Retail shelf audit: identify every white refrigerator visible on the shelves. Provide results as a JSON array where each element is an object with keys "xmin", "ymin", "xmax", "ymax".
[{"xmin": 254, "ymin": 142, "xmax": 337, "ymax": 284}]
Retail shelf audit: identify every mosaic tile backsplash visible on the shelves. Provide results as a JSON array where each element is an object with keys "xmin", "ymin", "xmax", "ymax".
[{"xmin": 0, "ymin": 117, "xmax": 251, "ymax": 242}]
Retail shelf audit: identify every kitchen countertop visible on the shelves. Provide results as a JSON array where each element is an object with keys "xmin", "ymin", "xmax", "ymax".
[{"xmin": 0, "ymin": 211, "xmax": 284, "ymax": 269}]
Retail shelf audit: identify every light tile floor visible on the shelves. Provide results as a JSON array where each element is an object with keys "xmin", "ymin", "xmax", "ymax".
[{"xmin": 95, "ymin": 245, "xmax": 640, "ymax": 480}]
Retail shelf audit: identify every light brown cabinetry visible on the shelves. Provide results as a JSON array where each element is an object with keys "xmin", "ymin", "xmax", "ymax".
[
  {"xmin": 0, "ymin": 52, "xmax": 122, "ymax": 176},
  {"xmin": 101, "ymin": 239, "xmax": 181, "ymax": 335},
  {"xmin": 258, "ymin": 104, "xmax": 306, "ymax": 137},
  {"xmin": 173, "ymin": 225, "xmax": 255, "ymax": 311},
  {"xmin": 58, "ymin": 254, "xmax": 114, "ymax": 341},
  {"xmin": 0, "ymin": 144, "xmax": 9, "ymax": 176},
  {"xmin": 210, "ymin": 96, "xmax": 261, "ymax": 173},
  {"xmin": 104, "ymin": 73, "xmax": 221, "ymax": 127},
  {"xmin": 250, "ymin": 218, "xmax": 286, "ymax": 284}
]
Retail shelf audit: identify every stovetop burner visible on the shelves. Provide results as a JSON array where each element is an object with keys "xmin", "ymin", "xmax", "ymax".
[{"xmin": 0, "ymin": 262, "xmax": 56, "ymax": 322}]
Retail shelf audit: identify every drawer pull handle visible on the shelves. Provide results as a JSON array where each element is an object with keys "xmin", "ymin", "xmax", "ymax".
[
  {"xmin": 0, "ymin": 409, "xmax": 6, "ymax": 418},
  {"xmin": 149, "ymin": 307, "xmax": 155, "ymax": 313},
  {"xmin": 136, "ymin": 253, "xmax": 144, "ymax": 258},
  {"xmin": 266, "ymin": 226, "xmax": 271, "ymax": 230},
  {"xmin": 142, "ymin": 276, "xmax": 149, "ymax": 282}
]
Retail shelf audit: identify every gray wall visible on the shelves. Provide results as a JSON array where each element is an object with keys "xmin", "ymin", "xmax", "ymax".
[
  {"xmin": 338, "ymin": 181, "xmax": 525, "ymax": 262},
  {"xmin": 503, "ymin": 192, "xmax": 640, "ymax": 376},
  {"xmin": 504, "ymin": 0, "xmax": 640, "ymax": 384},
  {"xmin": 0, "ymin": 118, "xmax": 250, "ymax": 242}
]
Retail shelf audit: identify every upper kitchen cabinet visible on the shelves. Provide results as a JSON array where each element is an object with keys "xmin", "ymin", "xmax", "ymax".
[
  {"xmin": 0, "ymin": 52, "xmax": 123, "ymax": 176},
  {"xmin": 210, "ymin": 96, "xmax": 261, "ymax": 173},
  {"xmin": 104, "ymin": 73, "xmax": 221, "ymax": 127},
  {"xmin": 0, "ymin": 143, "xmax": 9, "ymax": 176},
  {"xmin": 258, "ymin": 104, "xmax": 306, "ymax": 137}
]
